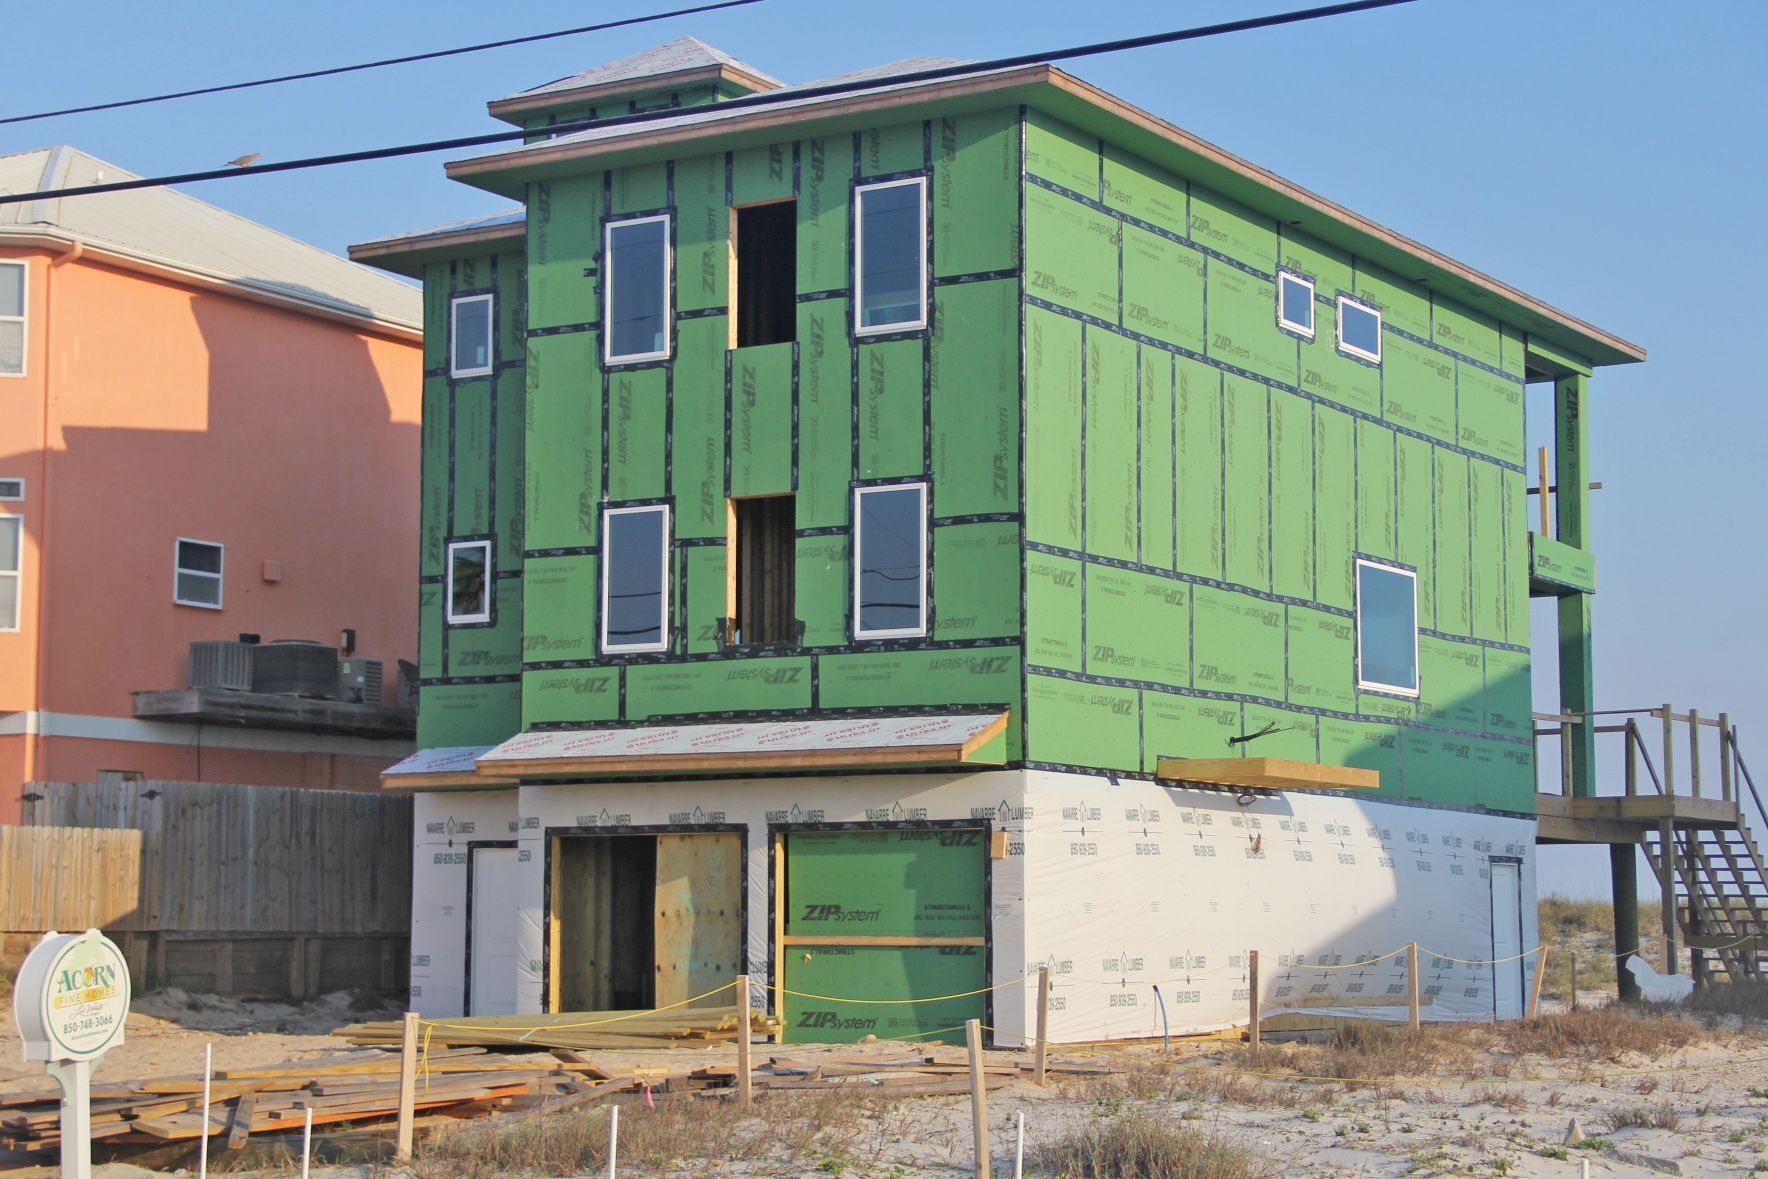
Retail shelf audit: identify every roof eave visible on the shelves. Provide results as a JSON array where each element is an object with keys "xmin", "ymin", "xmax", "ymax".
[
  {"xmin": 486, "ymin": 62, "xmax": 782, "ymax": 126},
  {"xmin": 349, "ymin": 221, "xmax": 528, "ymax": 277}
]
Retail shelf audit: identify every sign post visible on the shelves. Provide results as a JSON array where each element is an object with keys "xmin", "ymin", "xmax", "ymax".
[{"xmin": 12, "ymin": 929, "xmax": 132, "ymax": 1179}]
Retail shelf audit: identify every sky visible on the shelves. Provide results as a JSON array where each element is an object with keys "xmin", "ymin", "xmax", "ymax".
[{"xmin": 5, "ymin": 0, "xmax": 1762, "ymax": 898}]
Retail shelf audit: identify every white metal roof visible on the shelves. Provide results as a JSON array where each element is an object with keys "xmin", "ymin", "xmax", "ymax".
[
  {"xmin": 500, "ymin": 36, "xmax": 783, "ymax": 104},
  {"xmin": 0, "ymin": 146, "xmax": 421, "ymax": 333}
]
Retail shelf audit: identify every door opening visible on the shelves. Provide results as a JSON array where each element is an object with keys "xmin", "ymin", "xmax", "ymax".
[
  {"xmin": 1490, "ymin": 859, "xmax": 1525, "ymax": 1019},
  {"xmin": 733, "ymin": 200, "xmax": 796, "ymax": 348}
]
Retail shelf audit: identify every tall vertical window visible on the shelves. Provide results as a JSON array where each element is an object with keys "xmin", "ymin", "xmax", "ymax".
[
  {"xmin": 0, "ymin": 515, "xmax": 20, "ymax": 631},
  {"xmin": 728, "ymin": 495, "xmax": 796, "ymax": 646},
  {"xmin": 1276, "ymin": 271, "xmax": 1315, "ymax": 338},
  {"xmin": 1355, "ymin": 559, "xmax": 1418, "ymax": 695},
  {"xmin": 853, "ymin": 178, "xmax": 927, "ymax": 335},
  {"xmin": 1337, "ymin": 296, "xmax": 1383, "ymax": 364},
  {"xmin": 447, "ymin": 540, "xmax": 491, "ymax": 624},
  {"xmin": 0, "ymin": 261, "xmax": 25, "ymax": 377},
  {"xmin": 174, "ymin": 538, "xmax": 224, "ymax": 609},
  {"xmin": 602, "ymin": 505, "xmax": 670, "ymax": 653},
  {"xmin": 450, "ymin": 294, "xmax": 494, "ymax": 377},
  {"xmin": 732, "ymin": 200, "xmax": 796, "ymax": 348},
  {"xmin": 853, "ymin": 483, "xmax": 927, "ymax": 639},
  {"xmin": 605, "ymin": 215, "xmax": 672, "ymax": 363}
]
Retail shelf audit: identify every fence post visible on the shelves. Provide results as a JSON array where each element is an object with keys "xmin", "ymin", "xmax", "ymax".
[
  {"xmin": 967, "ymin": 1019, "xmax": 991, "ymax": 1179},
  {"xmin": 1662, "ymin": 704, "xmax": 1676, "ymax": 794},
  {"xmin": 396, "ymin": 1011, "xmax": 418, "ymax": 1160},
  {"xmin": 1689, "ymin": 708, "xmax": 1702, "ymax": 799},
  {"xmin": 1659, "ymin": 818, "xmax": 1680, "ymax": 976},
  {"xmin": 1720, "ymin": 714, "xmax": 1733, "ymax": 803},
  {"xmin": 736, "ymin": 975, "xmax": 753, "ymax": 1108},
  {"xmin": 1247, "ymin": 950, "xmax": 1261, "ymax": 1048},
  {"xmin": 1033, "ymin": 967, "xmax": 1050, "ymax": 1086},
  {"xmin": 1406, "ymin": 943, "xmax": 1421, "ymax": 1031},
  {"xmin": 1625, "ymin": 720, "xmax": 1638, "ymax": 797},
  {"xmin": 1527, "ymin": 947, "xmax": 1548, "ymax": 1020}
]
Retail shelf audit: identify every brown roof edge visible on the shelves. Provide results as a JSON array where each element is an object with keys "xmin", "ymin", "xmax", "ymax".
[
  {"xmin": 487, "ymin": 62, "xmax": 783, "ymax": 124},
  {"xmin": 348, "ymin": 221, "xmax": 527, "ymax": 275}
]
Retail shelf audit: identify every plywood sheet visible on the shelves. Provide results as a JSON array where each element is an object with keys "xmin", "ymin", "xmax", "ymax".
[{"xmin": 654, "ymin": 834, "xmax": 742, "ymax": 1009}]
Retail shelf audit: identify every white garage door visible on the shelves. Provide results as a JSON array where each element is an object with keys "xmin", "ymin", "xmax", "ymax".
[{"xmin": 470, "ymin": 847, "xmax": 521, "ymax": 1016}]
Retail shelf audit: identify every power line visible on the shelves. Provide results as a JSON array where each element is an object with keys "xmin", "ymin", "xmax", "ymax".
[
  {"xmin": 0, "ymin": 0, "xmax": 1419, "ymax": 208},
  {"xmin": 0, "ymin": 0, "xmax": 766, "ymax": 128}
]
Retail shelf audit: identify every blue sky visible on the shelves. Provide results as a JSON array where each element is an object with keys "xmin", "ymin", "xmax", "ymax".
[{"xmin": 7, "ymin": 0, "xmax": 1762, "ymax": 897}]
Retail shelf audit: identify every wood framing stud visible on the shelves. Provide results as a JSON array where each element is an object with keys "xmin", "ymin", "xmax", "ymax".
[
  {"xmin": 1247, "ymin": 950, "xmax": 1261, "ymax": 1048},
  {"xmin": 396, "ymin": 1011, "xmax": 418, "ymax": 1159},
  {"xmin": 736, "ymin": 974, "xmax": 753, "ymax": 1107},
  {"xmin": 967, "ymin": 1018, "xmax": 991, "ymax": 1179},
  {"xmin": 1406, "ymin": 943, "xmax": 1421, "ymax": 1031},
  {"xmin": 1034, "ymin": 967, "xmax": 1050, "ymax": 1086}
]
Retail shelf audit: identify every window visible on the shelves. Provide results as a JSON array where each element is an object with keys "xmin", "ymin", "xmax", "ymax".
[
  {"xmin": 605, "ymin": 215, "xmax": 671, "ymax": 363},
  {"xmin": 853, "ymin": 483, "xmax": 927, "ymax": 639},
  {"xmin": 1337, "ymin": 295, "xmax": 1382, "ymax": 363},
  {"xmin": 1356, "ymin": 559, "xmax": 1418, "ymax": 695},
  {"xmin": 732, "ymin": 200, "xmax": 796, "ymax": 348},
  {"xmin": 0, "ymin": 515, "xmax": 19, "ymax": 631},
  {"xmin": 602, "ymin": 505, "xmax": 670, "ymax": 652},
  {"xmin": 0, "ymin": 261, "xmax": 24, "ymax": 377},
  {"xmin": 0, "ymin": 477, "xmax": 21, "ymax": 501},
  {"xmin": 174, "ymin": 538, "xmax": 224, "ymax": 609},
  {"xmin": 446, "ymin": 540, "xmax": 492, "ymax": 624},
  {"xmin": 854, "ymin": 178, "xmax": 927, "ymax": 335},
  {"xmin": 1277, "ymin": 271, "xmax": 1315, "ymax": 339},
  {"xmin": 728, "ymin": 495, "xmax": 796, "ymax": 646},
  {"xmin": 450, "ymin": 294, "xmax": 494, "ymax": 377}
]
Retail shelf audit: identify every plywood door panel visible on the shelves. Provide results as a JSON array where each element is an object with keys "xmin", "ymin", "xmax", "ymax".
[{"xmin": 653, "ymin": 833, "xmax": 742, "ymax": 1009}]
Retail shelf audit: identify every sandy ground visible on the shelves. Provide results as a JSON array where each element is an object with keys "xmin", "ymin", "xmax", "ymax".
[{"xmin": 4, "ymin": 989, "xmax": 1766, "ymax": 1177}]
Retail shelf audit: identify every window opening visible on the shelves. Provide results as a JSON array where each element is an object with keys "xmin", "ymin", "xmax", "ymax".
[
  {"xmin": 605, "ymin": 215, "xmax": 672, "ymax": 363},
  {"xmin": 854, "ymin": 178, "xmax": 927, "ymax": 335},
  {"xmin": 0, "ymin": 261, "xmax": 23, "ymax": 377},
  {"xmin": 0, "ymin": 515, "xmax": 19, "ymax": 630},
  {"xmin": 446, "ymin": 540, "xmax": 492, "ymax": 624},
  {"xmin": 1277, "ymin": 271, "xmax": 1315, "ymax": 338},
  {"xmin": 602, "ymin": 505, "xmax": 670, "ymax": 652},
  {"xmin": 733, "ymin": 201, "xmax": 796, "ymax": 348},
  {"xmin": 853, "ymin": 483, "xmax": 927, "ymax": 638},
  {"xmin": 728, "ymin": 495, "xmax": 796, "ymax": 646},
  {"xmin": 1337, "ymin": 296, "xmax": 1382, "ymax": 363},
  {"xmin": 174, "ymin": 538, "xmax": 224, "ymax": 609},
  {"xmin": 450, "ymin": 294, "xmax": 494, "ymax": 377},
  {"xmin": 1356, "ymin": 559, "xmax": 1418, "ymax": 695}
]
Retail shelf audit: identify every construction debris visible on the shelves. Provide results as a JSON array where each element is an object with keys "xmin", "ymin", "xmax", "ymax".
[{"xmin": 333, "ymin": 1005, "xmax": 781, "ymax": 1051}]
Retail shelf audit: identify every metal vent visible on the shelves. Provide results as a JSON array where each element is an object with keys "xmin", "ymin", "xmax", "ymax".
[
  {"xmin": 188, "ymin": 641, "xmax": 254, "ymax": 690},
  {"xmin": 0, "ymin": 478, "xmax": 22, "ymax": 501},
  {"xmin": 337, "ymin": 658, "xmax": 385, "ymax": 706}
]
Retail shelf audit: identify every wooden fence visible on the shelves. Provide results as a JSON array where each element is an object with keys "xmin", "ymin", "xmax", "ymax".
[
  {"xmin": 5, "ymin": 780, "xmax": 413, "ymax": 999},
  {"xmin": 0, "ymin": 826, "xmax": 143, "ymax": 930}
]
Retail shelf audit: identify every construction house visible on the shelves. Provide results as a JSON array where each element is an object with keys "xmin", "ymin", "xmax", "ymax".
[
  {"xmin": 357, "ymin": 37, "xmax": 1763, "ymax": 1039},
  {"xmin": 0, "ymin": 146, "xmax": 423, "ymax": 814}
]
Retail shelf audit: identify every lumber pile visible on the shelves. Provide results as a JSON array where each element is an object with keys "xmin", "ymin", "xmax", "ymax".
[
  {"xmin": 740, "ymin": 1052, "xmax": 1110, "ymax": 1097},
  {"xmin": 334, "ymin": 1004, "xmax": 781, "ymax": 1051}
]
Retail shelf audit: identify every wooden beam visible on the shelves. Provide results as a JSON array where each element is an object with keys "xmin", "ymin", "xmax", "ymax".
[{"xmin": 1155, "ymin": 757, "xmax": 1378, "ymax": 791}]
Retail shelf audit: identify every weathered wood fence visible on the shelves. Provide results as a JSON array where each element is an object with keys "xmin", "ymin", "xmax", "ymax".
[{"xmin": 4, "ymin": 780, "xmax": 412, "ymax": 999}]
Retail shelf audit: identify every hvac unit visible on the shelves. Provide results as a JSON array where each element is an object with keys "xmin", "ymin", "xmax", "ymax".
[
  {"xmin": 336, "ymin": 658, "xmax": 385, "ymax": 706},
  {"xmin": 188, "ymin": 641, "xmax": 255, "ymax": 691},
  {"xmin": 250, "ymin": 640, "xmax": 339, "ymax": 698}
]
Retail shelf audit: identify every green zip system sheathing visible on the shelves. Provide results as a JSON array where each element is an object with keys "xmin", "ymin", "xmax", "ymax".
[
  {"xmin": 1020, "ymin": 108, "xmax": 1533, "ymax": 814},
  {"xmin": 417, "ymin": 249, "xmax": 528, "ymax": 748}
]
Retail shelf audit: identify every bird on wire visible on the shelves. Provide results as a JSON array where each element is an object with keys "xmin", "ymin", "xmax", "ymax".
[{"xmin": 223, "ymin": 152, "xmax": 262, "ymax": 168}]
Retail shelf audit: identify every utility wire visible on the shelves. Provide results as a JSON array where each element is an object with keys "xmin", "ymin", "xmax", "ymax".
[
  {"xmin": 0, "ymin": 0, "xmax": 1419, "ymax": 208},
  {"xmin": 0, "ymin": 0, "xmax": 767, "ymax": 128}
]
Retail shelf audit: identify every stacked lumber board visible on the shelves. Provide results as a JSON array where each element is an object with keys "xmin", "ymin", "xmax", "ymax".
[
  {"xmin": 334, "ymin": 1005, "xmax": 781, "ymax": 1051},
  {"xmin": 0, "ymin": 1047, "xmax": 611, "ymax": 1155},
  {"xmin": 738, "ymin": 1053, "xmax": 1111, "ymax": 1097}
]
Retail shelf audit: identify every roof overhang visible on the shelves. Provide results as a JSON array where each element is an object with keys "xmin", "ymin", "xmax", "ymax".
[
  {"xmin": 444, "ymin": 63, "xmax": 1641, "ymax": 368},
  {"xmin": 0, "ymin": 227, "xmax": 421, "ymax": 341},
  {"xmin": 348, "ymin": 218, "xmax": 527, "ymax": 277},
  {"xmin": 488, "ymin": 62, "xmax": 783, "ymax": 125},
  {"xmin": 381, "ymin": 745, "xmax": 516, "ymax": 791},
  {"xmin": 477, "ymin": 711, "xmax": 1010, "ymax": 780},
  {"xmin": 1156, "ymin": 756, "xmax": 1379, "ymax": 792}
]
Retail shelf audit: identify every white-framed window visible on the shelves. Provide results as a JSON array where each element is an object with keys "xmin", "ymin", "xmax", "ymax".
[
  {"xmin": 450, "ymin": 293, "xmax": 494, "ymax": 377},
  {"xmin": 601, "ymin": 504, "xmax": 670, "ymax": 653},
  {"xmin": 0, "ymin": 515, "xmax": 20, "ymax": 631},
  {"xmin": 0, "ymin": 261, "xmax": 25, "ymax": 378},
  {"xmin": 853, "ymin": 482, "xmax": 927, "ymax": 639},
  {"xmin": 174, "ymin": 538, "xmax": 224, "ymax": 610},
  {"xmin": 1276, "ymin": 271, "xmax": 1315, "ymax": 339},
  {"xmin": 854, "ymin": 177, "xmax": 928, "ymax": 336},
  {"xmin": 1355, "ymin": 558, "xmax": 1418, "ymax": 696},
  {"xmin": 604, "ymin": 214, "xmax": 672, "ymax": 364},
  {"xmin": 446, "ymin": 539, "xmax": 492, "ymax": 625},
  {"xmin": 1337, "ymin": 295, "xmax": 1382, "ymax": 363},
  {"xmin": 0, "ymin": 477, "xmax": 22, "ymax": 501}
]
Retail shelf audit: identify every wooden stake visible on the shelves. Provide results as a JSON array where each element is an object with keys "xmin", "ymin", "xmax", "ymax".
[
  {"xmin": 967, "ymin": 1019, "xmax": 991, "ymax": 1179},
  {"xmin": 1033, "ymin": 967, "xmax": 1050, "ymax": 1087},
  {"xmin": 1247, "ymin": 950, "xmax": 1261, "ymax": 1048},
  {"xmin": 1406, "ymin": 943, "xmax": 1421, "ymax": 1031},
  {"xmin": 395, "ymin": 1011, "xmax": 418, "ymax": 1160},
  {"xmin": 736, "ymin": 975, "xmax": 753, "ymax": 1107},
  {"xmin": 1527, "ymin": 946, "xmax": 1548, "ymax": 1020}
]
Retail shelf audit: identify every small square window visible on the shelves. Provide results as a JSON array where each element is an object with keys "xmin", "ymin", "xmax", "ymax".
[
  {"xmin": 853, "ymin": 483, "xmax": 927, "ymax": 639},
  {"xmin": 1337, "ymin": 296, "xmax": 1382, "ymax": 363},
  {"xmin": 174, "ymin": 538, "xmax": 224, "ymax": 609},
  {"xmin": 601, "ymin": 505, "xmax": 670, "ymax": 652},
  {"xmin": 605, "ymin": 215, "xmax": 672, "ymax": 364},
  {"xmin": 1277, "ymin": 272, "xmax": 1315, "ymax": 339},
  {"xmin": 450, "ymin": 294, "xmax": 494, "ymax": 377},
  {"xmin": 0, "ymin": 478, "xmax": 23, "ymax": 501},
  {"xmin": 854, "ymin": 178, "xmax": 927, "ymax": 335},
  {"xmin": 1356, "ymin": 559, "xmax": 1418, "ymax": 695},
  {"xmin": 0, "ymin": 260, "xmax": 26, "ymax": 378},
  {"xmin": 446, "ymin": 540, "xmax": 491, "ymax": 624},
  {"xmin": 0, "ymin": 515, "xmax": 20, "ymax": 631}
]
